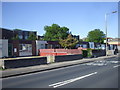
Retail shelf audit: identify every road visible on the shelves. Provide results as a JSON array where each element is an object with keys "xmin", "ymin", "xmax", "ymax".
[{"xmin": 2, "ymin": 56, "xmax": 119, "ymax": 88}]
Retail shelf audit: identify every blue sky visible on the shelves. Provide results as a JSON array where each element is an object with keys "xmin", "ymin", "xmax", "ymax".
[{"xmin": 2, "ymin": 2, "xmax": 118, "ymax": 38}]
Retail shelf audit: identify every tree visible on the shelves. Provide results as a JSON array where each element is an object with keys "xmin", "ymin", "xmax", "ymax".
[
  {"xmin": 43, "ymin": 24, "xmax": 70, "ymax": 41},
  {"xmin": 87, "ymin": 29, "xmax": 105, "ymax": 43},
  {"xmin": 79, "ymin": 39, "xmax": 83, "ymax": 42},
  {"xmin": 13, "ymin": 29, "xmax": 22, "ymax": 31},
  {"xmin": 83, "ymin": 38, "xmax": 89, "ymax": 42},
  {"xmin": 27, "ymin": 33, "xmax": 37, "ymax": 40},
  {"xmin": 59, "ymin": 34, "xmax": 78, "ymax": 49}
]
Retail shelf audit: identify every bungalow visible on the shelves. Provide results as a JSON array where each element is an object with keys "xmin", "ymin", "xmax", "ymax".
[
  {"xmin": 108, "ymin": 38, "xmax": 120, "ymax": 53},
  {"xmin": 76, "ymin": 41, "xmax": 89, "ymax": 49},
  {"xmin": 76, "ymin": 41, "xmax": 105, "ymax": 50}
]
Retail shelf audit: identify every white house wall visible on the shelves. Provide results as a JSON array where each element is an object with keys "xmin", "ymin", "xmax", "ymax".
[
  {"xmin": 36, "ymin": 40, "xmax": 47, "ymax": 55},
  {"xmin": 0, "ymin": 39, "xmax": 8, "ymax": 58},
  {"xmin": 89, "ymin": 42, "xmax": 95, "ymax": 49},
  {"xmin": 0, "ymin": 40, "xmax": 2, "ymax": 58}
]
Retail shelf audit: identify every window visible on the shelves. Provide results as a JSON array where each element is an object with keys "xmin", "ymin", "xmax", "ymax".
[
  {"xmin": 18, "ymin": 31, "xmax": 23, "ymax": 39},
  {"xmin": 41, "ymin": 44, "xmax": 44, "ymax": 49},
  {"xmin": 18, "ymin": 35, "xmax": 23, "ymax": 39},
  {"xmin": 25, "ymin": 36, "xmax": 28, "ymax": 39},
  {"xmin": 24, "ymin": 32, "xmax": 29, "ymax": 39},
  {"xmin": 83, "ymin": 44, "xmax": 87, "ymax": 48},
  {"xmin": 19, "ymin": 44, "xmax": 32, "ymax": 56},
  {"xmin": 89, "ymin": 42, "xmax": 94, "ymax": 49}
]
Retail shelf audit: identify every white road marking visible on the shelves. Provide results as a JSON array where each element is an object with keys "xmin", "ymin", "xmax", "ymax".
[
  {"xmin": 109, "ymin": 61, "xmax": 119, "ymax": 64},
  {"xmin": 113, "ymin": 65, "xmax": 120, "ymax": 68},
  {"xmin": 49, "ymin": 72, "xmax": 97, "ymax": 88},
  {"xmin": 83, "ymin": 62, "xmax": 106, "ymax": 66},
  {"xmin": 82, "ymin": 60, "xmax": 119, "ymax": 66}
]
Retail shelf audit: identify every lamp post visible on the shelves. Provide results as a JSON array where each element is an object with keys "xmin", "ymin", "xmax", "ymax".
[{"xmin": 105, "ymin": 11, "xmax": 117, "ymax": 56}]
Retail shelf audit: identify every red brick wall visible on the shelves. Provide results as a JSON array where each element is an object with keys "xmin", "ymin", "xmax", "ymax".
[
  {"xmin": 12, "ymin": 40, "xmax": 19, "ymax": 56},
  {"xmin": 32, "ymin": 41, "xmax": 36, "ymax": 56},
  {"xmin": 39, "ymin": 49, "xmax": 82, "ymax": 56}
]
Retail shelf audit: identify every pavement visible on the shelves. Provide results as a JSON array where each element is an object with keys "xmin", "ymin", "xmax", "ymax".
[
  {"xmin": 1, "ymin": 55, "xmax": 119, "ymax": 78},
  {"xmin": 2, "ymin": 55, "xmax": 119, "ymax": 88}
]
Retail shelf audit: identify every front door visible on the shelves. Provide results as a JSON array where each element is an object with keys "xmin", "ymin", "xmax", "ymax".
[{"xmin": 8, "ymin": 43, "xmax": 13, "ymax": 57}]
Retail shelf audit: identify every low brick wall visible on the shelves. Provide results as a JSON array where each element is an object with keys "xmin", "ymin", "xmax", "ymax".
[
  {"xmin": 3, "ymin": 57, "xmax": 47, "ymax": 69},
  {"xmin": 55, "ymin": 54, "xmax": 83, "ymax": 62},
  {"xmin": 1, "ymin": 54, "xmax": 83, "ymax": 69},
  {"xmin": 92, "ymin": 50, "xmax": 106, "ymax": 57}
]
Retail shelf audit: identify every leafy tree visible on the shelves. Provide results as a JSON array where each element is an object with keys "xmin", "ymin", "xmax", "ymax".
[
  {"xmin": 13, "ymin": 29, "xmax": 22, "ymax": 31},
  {"xmin": 43, "ymin": 24, "xmax": 70, "ymax": 41},
  {"xmin": 87, "ymin": 29, "xmax": 105, "ymax": 43},
  {"xmin": 79, "ymin": 39, "xmax": 83, "ymax": 42},
  {"xmin": 83, "ymin": 38, "xmax": 89, "ymax": 42},
  {"xmin": 27, "ymin": 33, "xmax": 37, "ymax": 40},
  {"xmin": 59, "ymin": 34, "xmax": 78, "ymax": 49}
]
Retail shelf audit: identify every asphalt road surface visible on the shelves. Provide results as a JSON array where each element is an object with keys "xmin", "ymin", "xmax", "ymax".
[{"xmin": 2, "ymin": 56, "xmax": 120, "ymax": 88}]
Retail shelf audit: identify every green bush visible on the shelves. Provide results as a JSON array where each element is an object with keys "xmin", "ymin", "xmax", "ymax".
[
  {"xmin": 82, "ymin": 48, "xmax": 92, "ymax": 58},
  {"xmin": 0, "ymin": 67, "xmax": 5, "ymax": 70},
  {"xmin": 87, "ymin": 48, "xmax": 92, "ymax": 58},
  {"xmin": 82, "ymin": 50, "xmax": 88, "ymax": 58}
]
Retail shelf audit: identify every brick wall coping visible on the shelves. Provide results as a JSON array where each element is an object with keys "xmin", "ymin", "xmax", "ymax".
[{"xmin": 0, "ymin": 56, "xmax": 45, "ymax": 60}]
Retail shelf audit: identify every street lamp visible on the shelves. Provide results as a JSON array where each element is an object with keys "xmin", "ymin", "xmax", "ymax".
[{"xmin": 105, "ymin": 11, "xmax": 117, "ymax": 56}]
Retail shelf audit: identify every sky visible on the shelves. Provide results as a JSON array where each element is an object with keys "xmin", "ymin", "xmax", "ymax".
[{"xmin": 1, "ymin": 2, "xmax": 118, "ymax": 38}]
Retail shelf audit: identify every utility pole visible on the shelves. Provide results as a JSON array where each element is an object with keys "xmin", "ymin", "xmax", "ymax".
[{"xmin": 105, "ymin": 11, "xmax": 117, "ymax": 56}]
